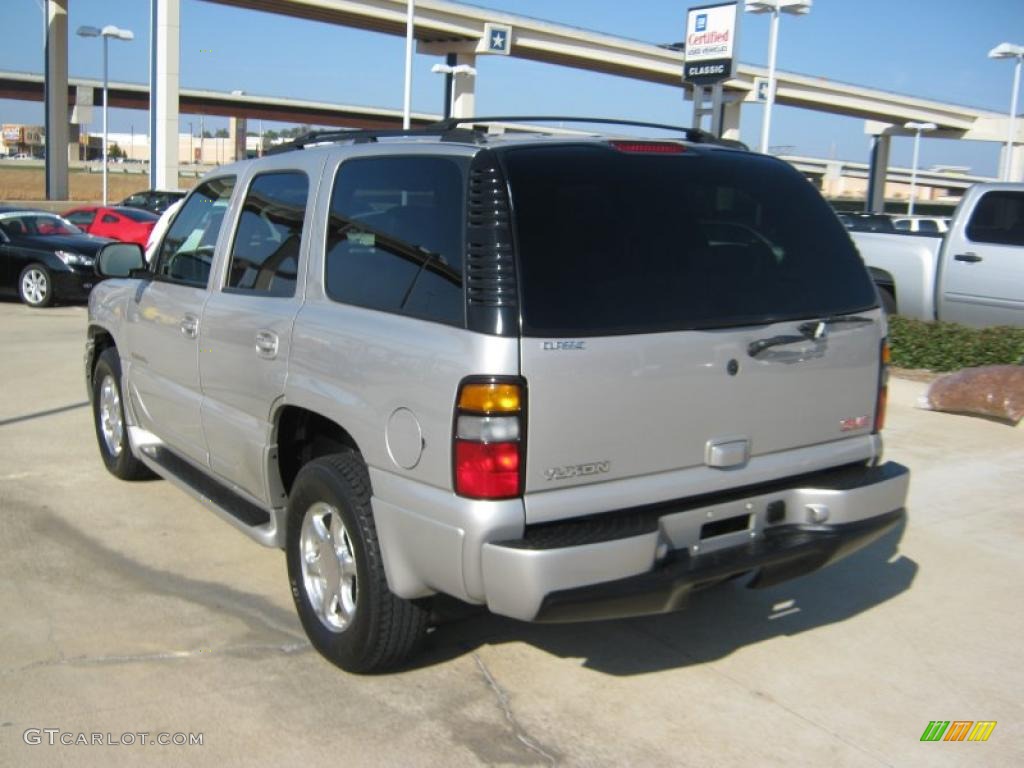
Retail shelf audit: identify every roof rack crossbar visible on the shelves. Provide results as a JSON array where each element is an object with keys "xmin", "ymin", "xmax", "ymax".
[{"xmin": 429, "ymin": 116, "xmax": 745, "ymax": 148}]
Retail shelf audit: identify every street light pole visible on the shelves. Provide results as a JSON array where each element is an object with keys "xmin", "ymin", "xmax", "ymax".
[
  {"xmin": 745, "ymin": 1, "xmax": 812, "ymax": 154},
  {"xmin": 402, "ymin": 0, "xmax": 415, "ymax": 129},
  {"xmin": 78, "ymin": 24, "xmax": 133, "ymax": 205},
  {"xmin": 904, "ymin": 121, "xmax": 936, "ymax": 216},
  {"xmin": 989, "ymin": 43, "xmax": 1024, "ymax": 181}
]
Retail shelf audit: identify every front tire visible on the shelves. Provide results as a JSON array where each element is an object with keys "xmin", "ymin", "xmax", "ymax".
[
  {"xmin": 19, "ymin": 264, "xmax": 53, "ymax": 308},
  {"xmin": 92, "ymin": 348, "xmax": 154, "ymax": 480},
  {"xmin": 286, "ymin": 453, "xmax": 428, "ymax": 673}
]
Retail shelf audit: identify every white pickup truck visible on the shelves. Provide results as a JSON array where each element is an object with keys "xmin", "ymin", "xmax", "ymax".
[{"xmin": 854, "ymin": 182, "xmax": 1024, "ymax": 327}]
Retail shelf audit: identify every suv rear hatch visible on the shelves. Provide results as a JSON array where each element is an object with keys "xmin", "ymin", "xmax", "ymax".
[{"xmin": 502, "ymin": 143, "xmax": 882, "ymax": 517}]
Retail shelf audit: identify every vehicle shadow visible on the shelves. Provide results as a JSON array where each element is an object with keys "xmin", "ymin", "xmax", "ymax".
[{"xmin": 415, "ymin": 518, "xmax": 916, "ymax": 676}]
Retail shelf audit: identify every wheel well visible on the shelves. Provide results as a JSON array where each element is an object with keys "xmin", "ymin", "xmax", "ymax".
[
  {"xmin": 88, "ymin": 327, "xmax": 116, "ymax": 382},
  {"xmin": 275, "ymin": 407, "xmax": 360, "ymax": 495},
  {"xmin": 867, "ymin": 268, "xmax": 896, "ymax": 300}
]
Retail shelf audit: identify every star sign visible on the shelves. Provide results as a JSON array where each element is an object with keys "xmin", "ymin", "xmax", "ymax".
[{"xmin": 491, "ymin": 31, "xmax": 506, "ymax": 50}]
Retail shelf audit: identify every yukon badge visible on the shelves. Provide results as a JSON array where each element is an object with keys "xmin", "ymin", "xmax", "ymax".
[{"xmin": 544, "ymin": 461, "xmax": 610, "ymax": 481}]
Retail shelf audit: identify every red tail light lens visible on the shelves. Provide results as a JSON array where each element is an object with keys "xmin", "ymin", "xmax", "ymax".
[
  {"xmin": 455, "ymin": 441, "xmax": 521, "ymax": 499},
  {"xmin": 453, "ymin": 378, "xmax": 525, "ymax": 500}
]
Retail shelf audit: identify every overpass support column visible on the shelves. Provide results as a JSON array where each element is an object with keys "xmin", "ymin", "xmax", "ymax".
[
  {"xmin": 45, "ymin": 0, "xmax": 69, "ymax": 200},
  {"xmin": 452, "ymin": 54, "xmax": 476, "ymax": 119},
  {"xmin": 721, "ymin": 100, "xmax": 742, "ymax": 143},
  {"xmin": 866, "ymin": 133, "xmax": 891, "ymax": 213},
  {"xmin": 151, "ymin": 0, "xmax": 180, "ymax": 191},
  {"xmin": 1000, "ymin": 143, "xmax": 1024, "ymax": 182}
]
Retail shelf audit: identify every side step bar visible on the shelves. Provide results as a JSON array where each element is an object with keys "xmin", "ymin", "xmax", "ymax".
[{"xmin": 132, "ymin": 430, "xmax": 286, "ymax": 549}]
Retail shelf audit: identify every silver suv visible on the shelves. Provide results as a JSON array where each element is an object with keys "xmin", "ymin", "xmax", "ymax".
[{"xmin": 86, "ymin": 118, "xmax": 909, "ymax": 672}]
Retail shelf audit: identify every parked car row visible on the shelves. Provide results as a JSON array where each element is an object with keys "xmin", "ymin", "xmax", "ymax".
[
  {"xmin": 836, "ymin": 211, "xmax": 951, "ymax": 234},
  {"xmin": 0, "ymin": 189, "xmax": 183, "ymax": 308},
  {"xmin": 0, "ymin": 207, "xmax": 111, "ymax": 307}
]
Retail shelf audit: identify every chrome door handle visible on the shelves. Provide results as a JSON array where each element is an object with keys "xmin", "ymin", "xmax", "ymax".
[
  {"xmin": 180, "ymin": 314, "xmax": 199, "ymax": 338},
  {"xmin": 255, "ymin": 330, "xmax": 279, "ymax": 359}
]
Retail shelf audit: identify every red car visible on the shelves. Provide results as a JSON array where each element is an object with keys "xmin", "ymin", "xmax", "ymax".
[{"xmin": 63, "ymin": 205, "xmax": 159, "ymax": 247}]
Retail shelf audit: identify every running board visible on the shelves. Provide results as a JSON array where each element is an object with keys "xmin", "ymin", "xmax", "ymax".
[{"xmin": 132, "ymin": 431, "xmax": 285, "ymax": 549}]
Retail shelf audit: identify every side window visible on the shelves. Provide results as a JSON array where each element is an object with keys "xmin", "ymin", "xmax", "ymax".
[
  {"xmin": 918, "ymin": 219, "xmax": 939, "ymax": 233},
  {"xmin": 153, "ymin": 176, "xmax": 236, "ymax": 288},
  {"xmin": 226, "ymin": 171, "xmax": 307, "ymax": 297},
  {"xmin": 965, "ymin": 191, "xmax": 1024, "ymax": 246},
  {"xmin": 324, "ymin": 156, "xmax": 464, "ymax": 326},
  {"xmin": 102, "ymin": 214, "xmax": 119, "ymax": 224},
  {"xmin": 66, "ymin": 211, "xmax": 95, "ymax": 226}
]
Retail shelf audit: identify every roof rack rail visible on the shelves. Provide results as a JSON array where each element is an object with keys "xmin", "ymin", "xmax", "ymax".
[
  {"xmin": 265, "ymin": 116, "xmax": 747, "ymax": 155},
  {"xmin": 430, "ymin": 116, "xmax": 748, "ymax": 150},
  {"xmin": 265, "ymin": 124, "xmax": 485, "ymax": 154}
]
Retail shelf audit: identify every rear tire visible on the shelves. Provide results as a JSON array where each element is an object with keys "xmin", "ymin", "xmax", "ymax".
[
  {"xmin": 19, "ymin": 264, "xmax": 53, "ymax": 308},
  {"xmin": 286, "ymin": 453, "xmax": 428, "ymax": 673},
  {"xmin": 92, "ymin": 348, "xmax": 155, "ymax": 480}
]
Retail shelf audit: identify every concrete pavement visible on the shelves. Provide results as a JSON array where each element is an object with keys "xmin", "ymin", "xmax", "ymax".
[{"xmin": 0, "ymin": 299, "xmax": 1021, "ymax": 767}]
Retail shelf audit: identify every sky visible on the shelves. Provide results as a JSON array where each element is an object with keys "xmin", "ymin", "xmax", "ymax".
[{"xmin": 2, "ymin": 0, "xmax": 1022, "ymax": 176}]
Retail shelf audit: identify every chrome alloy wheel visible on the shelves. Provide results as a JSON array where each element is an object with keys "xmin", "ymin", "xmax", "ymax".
[
  {"xmin": 21, "ymin": 268, "xmax": 48, "ymax": 305},
  {"xmin": 98, "ymin": 374, "xmax": 124, "ymax": 458},
  {"xmin": 300, "ymin": 502, "xmax": 358, "ymax": 633}
]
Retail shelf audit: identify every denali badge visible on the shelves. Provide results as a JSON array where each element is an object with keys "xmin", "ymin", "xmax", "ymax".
[
  {"xmin": 542, "ymin": 340, "xmax": 586, "ymax": 351},
  {"xmin": 839, "ymin": 415, "xmax": 870, "ymax": 432},
  {"xmin": 544, "ymin": 461, "xmax": 610, "ymax": 481}
]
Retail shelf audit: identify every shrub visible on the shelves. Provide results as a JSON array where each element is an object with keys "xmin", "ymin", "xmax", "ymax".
[{"xmin": 887, "ymin": 315, "xmax": 1024, "ymax": 372}]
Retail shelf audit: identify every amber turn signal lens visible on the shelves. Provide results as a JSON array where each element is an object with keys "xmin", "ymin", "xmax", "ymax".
[
  {"xmin": 458, "ymin": 383, "xmax": 521, "ymax": 413},
  {"xmin": 881, "ymin": 341, "xmax": 892, "ymax": 366}
]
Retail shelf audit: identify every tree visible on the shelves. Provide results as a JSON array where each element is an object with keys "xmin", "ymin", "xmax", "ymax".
[
  {"xmin": 107, "ymin": 142, "xmax": 125, "ymax": 160},
  {"xmin": 214, "ymin": 128, "xmax": 229, "ymax": 138}
]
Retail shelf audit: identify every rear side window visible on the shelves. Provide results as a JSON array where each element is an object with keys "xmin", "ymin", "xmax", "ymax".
[
  {"xmin": 502, "ymin": 145, "xmax": 878, "ymax": 335},
  {"xmin": 324, "ymin": 156, "xmax": 465, "ymax": 326},
  {"xmin": 226, "ymin": 171, "xmax": 307, "ymax": 297},
  {"xmin": 966, "ymin": 191, "xmax": 1024, "ymax": 246},
  {"xmin": 66, "ymin": 210, "xmax": 95, "ymax": 227},
  {"xmin": 153, "ymin": 176, "xmax": 236, "ymax": 288}
]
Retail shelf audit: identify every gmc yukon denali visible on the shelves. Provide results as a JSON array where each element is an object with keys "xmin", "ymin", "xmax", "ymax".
[{"xmin": 86, "ymin": 118, "xmax": 910, "ymax": 672}]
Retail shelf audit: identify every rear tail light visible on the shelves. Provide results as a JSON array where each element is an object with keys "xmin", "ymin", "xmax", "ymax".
[
  {"xmin": 874, "ymin": 340, "xmax": 890, "ymax": 432},
  {"xmin": 454, "ymin": 379, "xmax": 525, "ymax": 499}
]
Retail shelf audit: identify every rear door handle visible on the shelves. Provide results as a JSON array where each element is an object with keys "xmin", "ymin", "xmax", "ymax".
[
  {"xmin": 179, "ymin": 314, "xmax": 199, "ymax": 338},
  {"xmin": 255, "ymin": 330, "xmax": 279, "ymax": 359},
  {"xmin": 954, "ymin": 252, "xmax": 983, "ymax": 263}
]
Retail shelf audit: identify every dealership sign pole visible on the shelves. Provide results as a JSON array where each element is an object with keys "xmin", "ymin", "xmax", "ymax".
[{"xmin": 684, "ymin": 2, "xmax": 739, "ymax": 138}]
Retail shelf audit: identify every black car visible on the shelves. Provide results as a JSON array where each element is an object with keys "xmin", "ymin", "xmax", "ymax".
[
  {"xmin": 119, "ymin": 189, "xmax": 186, "ymax": 215},
  {"xmin": 0, "ymin": 209, "xmax": 113, "ymax": 307},
  {"xmin": 837, "ymin": 212, "xmax": 897, "ymax": 233}
]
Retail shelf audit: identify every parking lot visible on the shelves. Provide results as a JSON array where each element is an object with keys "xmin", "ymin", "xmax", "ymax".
[{"xmin": 0, "ymin": 298, "xmax": 1021, "ymax": 767}]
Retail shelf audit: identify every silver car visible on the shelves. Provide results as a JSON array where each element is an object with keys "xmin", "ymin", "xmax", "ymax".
[{"xmin": 86, "ymin": 119, "xmax": 909, "ymax": 672}]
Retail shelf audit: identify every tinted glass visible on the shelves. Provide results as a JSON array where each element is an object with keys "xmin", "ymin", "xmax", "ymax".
[
  {"xmin": 918, "ymin": 219, "xmax": 939, "ymax": 233},
  {"xmin": 893, "ymin": 219, "xmax": 910, "ymax": 231},
  {"xmin": 503, "ymin": 145, "xmax": 878, "ymax": 335},
  {"xmin": 0, "ymin": 214, "xmax": 81, "ymax": 236},
  {"xmin": 226, "ymin": 172, "xmax": 307, "ymax": 297},
  {"xmin": 65, "ymin": 210, "xmax": 95, "ymax": 226},
  {"xmin": 102, "ymin": 214, "xmax": 119, "ymax": 224},
  {"xmin": 114, "ymin": 207, "xmax": 159, "ymax": 222},
  {"xmin": 325, "ymin": 156, "xmax": 464, "ymax": 326},
  {"xmin": 966, "ymin": 191, "xmax": 1024, "ymax": 246},
  {"xmin": 153, "ymin": 176, "xmax": 236, "ymax": 288}
]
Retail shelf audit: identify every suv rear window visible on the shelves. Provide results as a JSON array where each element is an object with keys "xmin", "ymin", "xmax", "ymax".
[{"xmin": 503, "ymin": 145, "xmax": 878, "ymax": 336}]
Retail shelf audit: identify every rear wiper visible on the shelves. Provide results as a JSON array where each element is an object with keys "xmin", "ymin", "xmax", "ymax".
[
  {"xmin": 748, "ymin": 315, "xmax": 874, "ymax": 358},
  {"xmin": 797, "ymin": 315, "xmax": 874, "ymax": 339}
]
